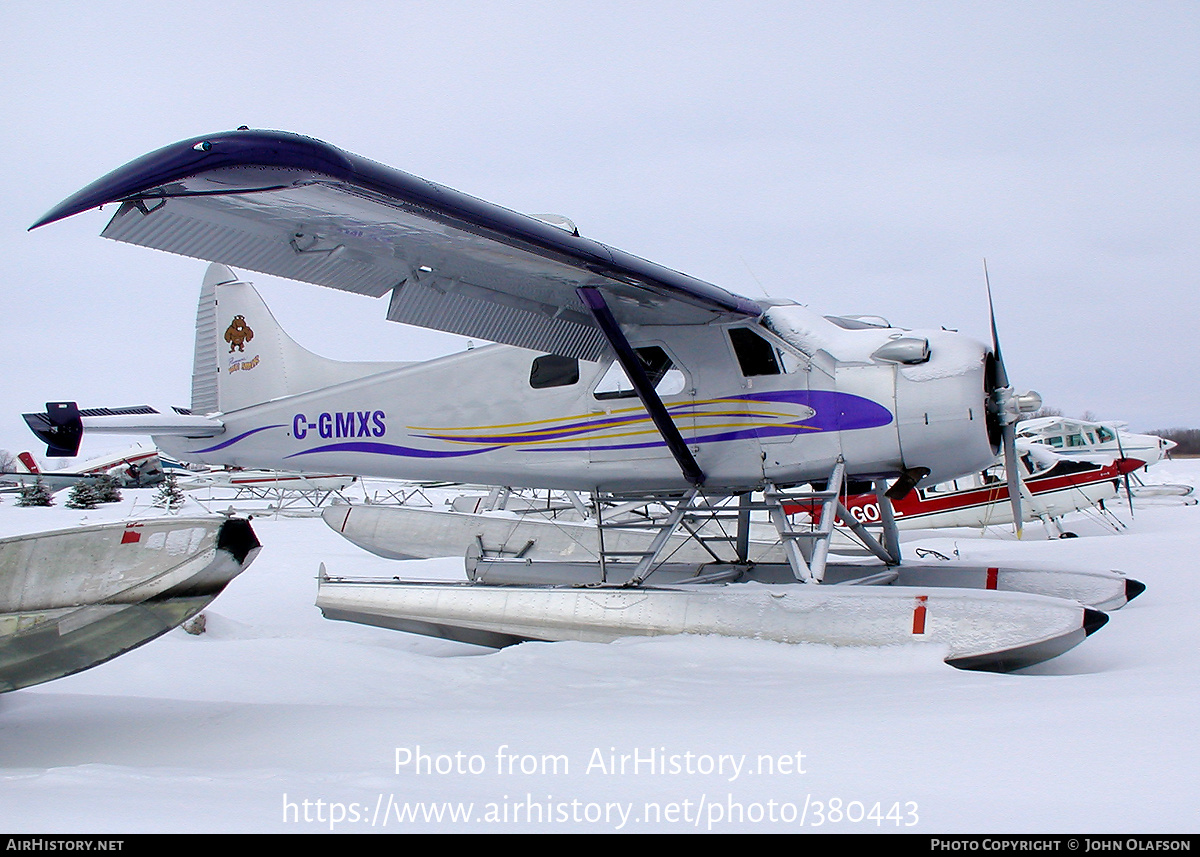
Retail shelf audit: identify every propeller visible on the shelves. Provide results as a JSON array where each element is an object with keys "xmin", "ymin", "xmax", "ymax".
[
  {"xmin": 1114, "ymin": 428, "xmax": 1136, "ymax": 518},
  {"xmin": 983, "ymin": 261, "xmax": 1042, "ymax": 537}
]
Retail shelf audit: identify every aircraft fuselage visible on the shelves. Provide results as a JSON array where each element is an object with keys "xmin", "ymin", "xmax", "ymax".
[{"xmin": 155, "ymin": 299, "xmax": 998, "ymax": 493}]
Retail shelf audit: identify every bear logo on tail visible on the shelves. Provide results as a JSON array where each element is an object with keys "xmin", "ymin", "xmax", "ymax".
[{"xmin": 224, "ymin": 315, "xmax": 254, "ymax": 353}]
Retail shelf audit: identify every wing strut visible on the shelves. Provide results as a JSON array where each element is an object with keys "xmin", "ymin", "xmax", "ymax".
[{"xmin": 577, "ymin": 287, "xmax": 705, "ymax": 486}]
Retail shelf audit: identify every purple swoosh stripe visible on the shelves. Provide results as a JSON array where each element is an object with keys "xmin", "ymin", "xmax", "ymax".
[
  {"xmin": 285, "ymin": 441, "xmax": 502, "ymax": 460},
  {"xmin": 193, "ymin": 424, "xmax": 285, "ymax": 453},
  {"xmin": 533, "ymin": 392, "xmax": 893, "ymax": 452},
  {"xmin": 738, "ymin": 390, "xmax": 894, "ymax": 430},
  {"xmin": 414, "ymin": 396, "xmax": 826, "ymax": 446},
  {"xmin": 417, "ymin": 391, "xmax": 888, "ymax": 446}
]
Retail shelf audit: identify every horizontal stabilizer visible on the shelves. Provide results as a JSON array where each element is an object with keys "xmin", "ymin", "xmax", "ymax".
[{"xmin": 24, "ymin": 403, "xmax": 224, "ymax": 456}]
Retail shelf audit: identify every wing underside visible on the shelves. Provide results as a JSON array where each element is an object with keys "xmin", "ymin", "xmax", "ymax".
[{"xmin": 37, "ymin": 130, "xmax": 763, "ymax": 361}]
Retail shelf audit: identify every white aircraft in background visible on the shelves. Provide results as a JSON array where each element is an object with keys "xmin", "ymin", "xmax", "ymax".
[
  {"xmin": 24, "ymin": 129, "xmax": 1134, "ymax": 671},
  {"xmin": 1017, "ymin": 416, "xmax": 1190, "ymax": 502},
  {"xmin": 1016, "ymin": 416, "xmax": 1174, "ymax": 468},
  {"xmin": 172, "ymin": 466, "xmax": 356, "ymax": 493}
]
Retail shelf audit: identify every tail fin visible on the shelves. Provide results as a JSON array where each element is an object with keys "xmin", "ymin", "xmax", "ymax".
[
  {"xmin": 191, "ymin": 263, "xmax": 408, "ymax": 415},
  {"xmin": 16, "ymin": 452, "xmax": 40, "ymax": 474}
]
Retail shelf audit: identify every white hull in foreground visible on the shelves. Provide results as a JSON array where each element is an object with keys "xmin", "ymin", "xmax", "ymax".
[
  {"xmin": 316, "ymin": 574, "xmax": 1108, "ymax": 673},
  {"xmin": 0, "ymin": 517, "xmax": 261, "ymax": 692}
]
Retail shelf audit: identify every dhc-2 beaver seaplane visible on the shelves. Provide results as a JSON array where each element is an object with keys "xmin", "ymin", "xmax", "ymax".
[{"xmin": 24, "ymin": 129, "xmax": 1139, "ymax": 670}]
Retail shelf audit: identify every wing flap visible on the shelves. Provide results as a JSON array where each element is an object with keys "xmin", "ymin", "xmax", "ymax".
[{"xmin": 386, "ymin": 274, "xmax": 608, "ymax": 361}]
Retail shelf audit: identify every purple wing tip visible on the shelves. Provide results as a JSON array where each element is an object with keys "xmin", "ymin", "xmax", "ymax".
[{"xmin": 29, "ymin": 129, "xmax": 353, "ymax": 230}]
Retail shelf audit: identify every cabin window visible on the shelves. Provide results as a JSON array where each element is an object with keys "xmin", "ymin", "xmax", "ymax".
[
  {"xmin": 529, "ymin": 354, "xmax": 579, "ymax": 389},
  {"xmin": 593, "ymin": 346, "xmax": 685, "ymax": 400},
  {"xmin": 729, "ymin": 328, "xmax": 782, "ymax": 376},
  {"xmin": 1096, "ymin": 427, "xmax": 1116, "ymax": 443}
]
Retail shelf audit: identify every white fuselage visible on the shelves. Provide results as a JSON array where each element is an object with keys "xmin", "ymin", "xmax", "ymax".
[
  {"xmin": 1016, "ymin": 417, "xmax": 1173, "ymax": 467},
  {"xmin": 155, "ymin": 285, "xmax": 999, "ymax": 493}
]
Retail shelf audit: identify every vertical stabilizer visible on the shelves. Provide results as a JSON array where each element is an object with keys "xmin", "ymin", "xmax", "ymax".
[
  {"xmin": 191, "ymin": 263, "xmax": 408, "ymax": 415},
  {"xmin": 190, "ymin": 264, "xmax": 237, "ymax": 413}
]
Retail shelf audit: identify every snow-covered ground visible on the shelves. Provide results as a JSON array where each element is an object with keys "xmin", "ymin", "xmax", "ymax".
[{"xmin": 1, "ymin": 465, "xmax": 1198, "ymax": 833}]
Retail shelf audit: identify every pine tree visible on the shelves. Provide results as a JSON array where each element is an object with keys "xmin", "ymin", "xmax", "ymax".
[
  {"xmin": 93, "ymin": 474, "xmax": 123, "ymax": 503},
  {"xmin": 154, "ymin": 472, "xmax": 185, "ymax": 511},
  {"xmin": 16, "ymin": 479, "xmax": 54, "ymax": 507},
  {"xmin": 65, "ymin": 480, "xmax": 100, "ymax": 510}
]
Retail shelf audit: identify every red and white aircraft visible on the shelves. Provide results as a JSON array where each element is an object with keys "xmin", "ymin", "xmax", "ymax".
[
  {"xmin": 1, "ymin": 444, "xmax": 165, "ymax": 491},
  {"xmin": 786, "ymin": 444, "xmax": 1144, "ymax": 535}
]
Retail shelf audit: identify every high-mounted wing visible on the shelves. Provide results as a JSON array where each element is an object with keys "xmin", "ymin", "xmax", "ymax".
[{"xmin": 32, "ymin": 130, "xmax": 763, "ymax": 361}]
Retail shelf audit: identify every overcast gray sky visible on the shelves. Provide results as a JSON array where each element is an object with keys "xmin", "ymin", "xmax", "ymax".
[{"xmin": 3, "ymin": 1, "xmax": 1197, "ymax": 459}]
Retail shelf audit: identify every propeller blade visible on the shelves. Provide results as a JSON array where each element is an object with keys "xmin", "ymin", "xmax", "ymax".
[
  {"xmin": 985, "ymin": 260, "xmax": 1023, "ymax": 535},
  {"xmin": 1003, "ymin": 425, "xmax": 1023, "ymax": 538},
  {"xmin": 1114, "ymin": 428, "xmax": 1135, "ymax": 518},
  {"xmin": 984, "ymin": 260, "xmax": 1010, "ymax": 389}
]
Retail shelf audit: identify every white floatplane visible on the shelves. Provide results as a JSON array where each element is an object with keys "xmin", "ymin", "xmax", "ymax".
[
  {"xmin": 0, "ymin": 516, "xmax": 259, "ymax": 692},
  {"xmin": 26, "ymin": 129, "xmax": 1126, "ymax": 670},
  {"xmin": 1015, "ymin": 417, "xmax": 1191, "ymax": 501},
  {"xmin": 1015, "ymin": 416, "xmax": 1174, "ymax": 468}
]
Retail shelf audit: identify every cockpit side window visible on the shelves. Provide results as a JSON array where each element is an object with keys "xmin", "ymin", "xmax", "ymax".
[
  {"xmin": 530, "ymin": 354, "xmax": 580, "ymax": 389},
  {"xmin": 593, "ymin": 346, "xmax": 685, "ymax": 400},
  {"xmin": 729, "ymin": 328, "xmax": 782, "ymax": 376}
]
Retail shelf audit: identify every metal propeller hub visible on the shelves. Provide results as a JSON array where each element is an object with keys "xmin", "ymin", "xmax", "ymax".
[{"xmin": 992, "ymin": 381, "xmax": 1042, "ymax": 425}]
